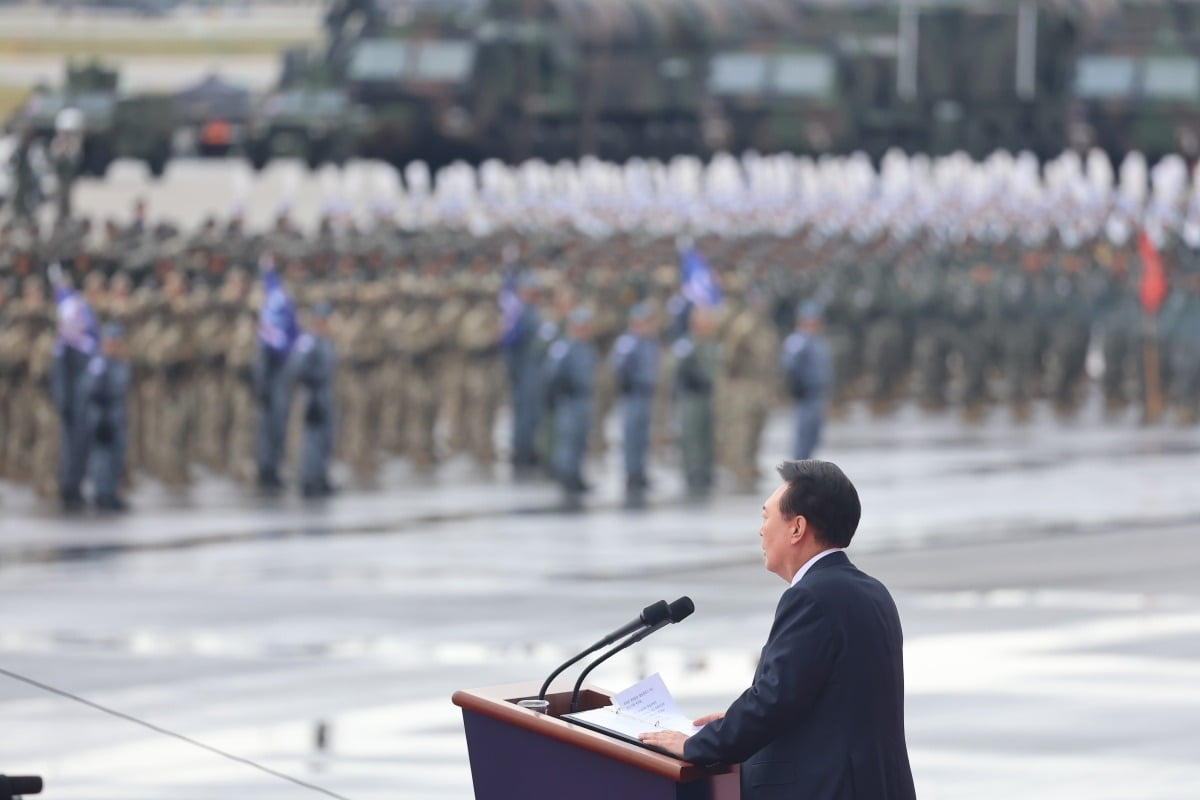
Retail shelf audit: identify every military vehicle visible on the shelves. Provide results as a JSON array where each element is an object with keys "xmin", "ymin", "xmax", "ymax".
[
  {"xmin": 1068, "ymin": 0, "xmax": 1200, "ymax": 164},
  {"xmin": 245, "ymin": 85, "xmax": 368, "ymax": 169},
  {"xmin": 8, "ymin": 61, "xmax": 174, "ymax": 177},
  {"xmin": 263, "ymin": 0, "xmax": 1200, "ymax": 169},
  {"xmin": 702, "ymin": 1, "xmax": 1077, "ymax": 161},
  {"xmin": 312, "ymin": 0, "xmax": 720, "ymax": 166},
  {"xmin": 328, "ymin": 0, "xmax": 494, "ymax": 166},
  {"xmin": 304, "ymin": 0, "xmax": 1082, "ymax": 166}
]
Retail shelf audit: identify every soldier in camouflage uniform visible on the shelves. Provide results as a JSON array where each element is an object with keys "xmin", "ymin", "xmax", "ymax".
[
  {"xmin": 377, "ymin": 274, "xmax": 409, "ymax": 456},
  {"xmin": 1000, "ymin": 243, "xmax": 1050, "ymax": 421},
  {"xmin": 534, "ymin": 282, "xmax": 574, "ymax": 477},
  {"xmin": 585, "ymin": 268, "xmax": 622, "ymax": 457},
  {"xmin": 861, "ymin": 248, "xmax": 915, "ymax": 415},
  {"xmin": 951, "ymin": 260, "xmax": 1000, "ymax": 422},
  {"xmin": 124, "ymin": 285, "xmax": 156, "ymax": 476},
  {"xmin": 1043, "ymin": 247, "xmax": 1094, "ymax": 417},
  {"xmin": 648, "ymin": 266, "xmax": 680, "ymax": 458},
  {"xmin": 150, "ymin": 270, "xmax": 196, "ymax": 486},
  {"xmin": 226, "ymin": 276, "xmax": 261, "ymax": 484},
  {"xmin": 191, "ymin": 282, "xmax": 230, "ymax": 472},
  {"xmin": 911, "ymin": 254, "xmax": 954, "ymax": 411},
  {"xmin": 29, "ymin": 308, "xmax": 61, "ymax": 500},
  {"xmin": 1092, "ymin": 240, "xmax": 1140, "ymax": 414},
  {"xmin": 401, "ymin": 279, "xmax": 442, "ymax": 471},
  {"xmin": 458, "ymin": 278, "xmax": 503, "ymax": 467},
  {"xmin": 719, "ymin": 288, "xmax": 779, "ymax": 493},
  {"xmin": 436, "ymin": 271, "xmax": 471, "ymax": 456},
  {"xmin": 821, "ymin": 262, "xmax": 862, "ymax": 416},
  {"xmin": 339, "ymin": 281, "xmax": 387, "ymax": 482}
]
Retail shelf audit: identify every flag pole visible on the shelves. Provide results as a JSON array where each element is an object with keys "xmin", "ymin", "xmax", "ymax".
[
  {"xmin": 1142, "ymin": 314, "xmax": 1163, "ymax": 424},
  {"xmin": 1137, "ymin": 228, "xmax": 1168, "ymax": 423}
]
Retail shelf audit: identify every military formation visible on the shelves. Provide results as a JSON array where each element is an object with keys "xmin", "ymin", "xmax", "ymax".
[{"xmin": 4, "ymin": 146, "xmax": 1200, "ymax": 511}]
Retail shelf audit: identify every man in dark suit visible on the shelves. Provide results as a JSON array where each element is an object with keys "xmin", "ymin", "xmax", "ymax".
[{"xmin": 640, "ymin": 460, "xmax": 916, "ymax": 800}]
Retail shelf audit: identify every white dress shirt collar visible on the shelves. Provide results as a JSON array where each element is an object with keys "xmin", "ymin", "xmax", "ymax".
[{"xmin": 790, "ymin": 548, "xmax": 845, "ymax": 587}]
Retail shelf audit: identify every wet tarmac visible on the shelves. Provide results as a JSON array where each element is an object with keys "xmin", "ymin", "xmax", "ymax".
[{"xmin": 3, "ymin": 404, "xmax": 1200, "ymax": 799}]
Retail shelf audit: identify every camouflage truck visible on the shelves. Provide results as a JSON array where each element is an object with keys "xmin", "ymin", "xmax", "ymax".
[
  {"xmin": 1068, "ymin": 0, "xmax": 1200, "ymax": 164},
  {"xmin": 913, "ymin": 0, "xmax": 1077, "ymax": 160},
  {"xmin": 479, "ymin": 0, "xmax": 714, "ymax": 163},
  {"xmin": 335, "ymin": 0, "xmax": 486, "ymax": 167},
  {"xmin": 477, "ymin": 0, "xmax": 1076, "ymax": 163},
  {"xmin": 9, "ymin": 61, "xmax": 173, "ymax": 177},
  {"xmin": 322, "ymin": 0, "xmax": 716, "ymax": 166},
  {"xmin": 700, "ymin": 2, "xmax": 878, "ymax": 158},
  {"xmin": 701, "ymin": 0, "xmax": 1076, "ymax": 161},
  {"xmin": 245, "ymin": 84, "xmax": 369, "ymax": 170}
]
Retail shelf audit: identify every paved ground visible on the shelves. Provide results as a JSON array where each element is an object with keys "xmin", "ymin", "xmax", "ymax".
[
  {"xmin": 0, "ymin": 3, "xmax": 318, "ymax": 35},
  {"xmin": 3, "ymin": 403, "xmax": 1200, "ymax": 799},
  {"xmin": 0, "ymin": 54, "xmax": 279, "ymax": 92},
  {"xmin": 0, "ymin": 3, "xmax": 317, "ymax": 98}
]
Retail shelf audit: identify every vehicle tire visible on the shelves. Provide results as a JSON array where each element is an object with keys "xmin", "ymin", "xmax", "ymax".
[
  {"xmin": 84, "ymin": 138, "xmax": 114, "ymax": 177},
  {"xmin": 145, "ymin": 143, "xmax": 169, "ymax": 179},
  {"xmin": 304, "ymin": 139, "xmax": 323, "ymax": 170},
  {"xmin": 248, "ymin": 139, "xmax": 271, "ymax": 171}
]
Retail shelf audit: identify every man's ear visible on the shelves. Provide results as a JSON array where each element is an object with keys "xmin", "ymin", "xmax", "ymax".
[{"xmin": 791, "ymin": 515, "xmax": 807, "ymax": 544}]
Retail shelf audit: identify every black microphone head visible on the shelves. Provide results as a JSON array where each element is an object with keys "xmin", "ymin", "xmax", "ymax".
[
  {"xmin": 640, "ymin": 600, "xmax": 670, "ymax": 626},
  {"xmin": 5, "ymin": 776, "xmax": 43, "ymax": 795},
  {"xmin": 667, "ymin": 596, "xmax": 694, "ymax": 623}
]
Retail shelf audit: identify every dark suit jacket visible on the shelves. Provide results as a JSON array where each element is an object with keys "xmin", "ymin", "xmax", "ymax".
[{"xmin": 683, "ymin": 551, "xmax": 916, "ymax": 800}]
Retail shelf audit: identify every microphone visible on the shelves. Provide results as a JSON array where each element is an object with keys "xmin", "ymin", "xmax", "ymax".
[
  {"xmin": 0, "ymin": 775, "xmax": 43, "ymax": 797},
  {"xmin": 537, "ymin": 600, "xmax": 670, "ymax": 700},
  {"xmin": 569, "ymin": 596, "xmax": 694, "ymax": 713}
]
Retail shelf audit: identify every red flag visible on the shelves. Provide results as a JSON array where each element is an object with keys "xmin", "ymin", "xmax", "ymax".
[{"xmin": 1138, "ymin": 230, "xmax": 1168, "ymax": 316}]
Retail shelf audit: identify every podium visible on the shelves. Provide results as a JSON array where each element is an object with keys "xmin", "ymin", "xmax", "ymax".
[{"xmin": 452, "ymin": 681, "xmax": 739, "ymax": 800}]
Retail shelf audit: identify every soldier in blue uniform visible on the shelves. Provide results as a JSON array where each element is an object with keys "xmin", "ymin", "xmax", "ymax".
[
  {"xmin": 254, "ymin": 256, "xmax": 298, "ymax": 490},
  {"xmin": 502, "ymin": 272, "xmax": 544, "ymax": 476},
  {"xmin": 50, "ymin": 265, "xmax": 98, "ymax": 511},
  {"xmin": 546, "ymin": 306, "xmax": 597, "ymax": 498},
  {"xmin": 612, "ymin": 302, "xmax": 659, "ymax": 506},
  {"xmin": 85, "ymin": 322, "xmax": 131, "ymax": 511},
  {"xmin": 290, "ymin": 302, "xmax": 337, "ymax": 498},
  {"xmin": 780, "ymin": 302, "xmax": 833, "ymax": 461}
]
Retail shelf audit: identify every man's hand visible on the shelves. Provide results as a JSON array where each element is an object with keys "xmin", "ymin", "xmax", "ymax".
[
  {"xmin": 638, "ymin": 711, "xmax": 724, "ymax": 757},
  {"xmin": 638, "ymin": 730, "xmax": 688, "ymax": 757}
]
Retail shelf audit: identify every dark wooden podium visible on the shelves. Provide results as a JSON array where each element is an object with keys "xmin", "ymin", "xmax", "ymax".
[{"xmin": 452, "ymin": 681, "xmax": 739, "ymax": 800}]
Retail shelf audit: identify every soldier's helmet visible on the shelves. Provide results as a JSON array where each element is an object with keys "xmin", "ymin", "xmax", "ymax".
[
  {"xmin": 55, "ymin": 107, "xmax": 84, "ymax": 134},
  {"xmin": 797, "ymin": 301, "xmax": 823, "ymax": 321}
]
